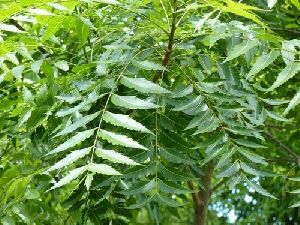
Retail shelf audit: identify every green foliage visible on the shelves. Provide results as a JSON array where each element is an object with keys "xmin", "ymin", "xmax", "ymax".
[{"xmin": 0, "ymin": 0, "xmax": 300, "ymax": 224}]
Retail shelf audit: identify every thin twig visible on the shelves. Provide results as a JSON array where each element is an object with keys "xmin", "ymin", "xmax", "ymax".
[{"xmin": 265, "ymin": 131, "xmax": 300, "ymax": 165}]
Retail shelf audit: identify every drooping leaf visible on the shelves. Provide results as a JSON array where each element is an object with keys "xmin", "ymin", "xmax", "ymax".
[
  {"xmin": 123, "ymin": 162, "xmax": 155, "ymax": 178},
  {"xmin": 120, "ymin": 179, "xmax": 155, "ymax": 195},
  {"xmin": 224, "ymin": 40, "xmax": 259, "ymax": 62},
  {"xmin": 95, "ymin": 148, "xmax": 140, "ymax": 165},
  {"xmin": 290, "ymin": 201, "xmax": 300, "ymax": 208},
  {"xmin": 238, "ymin": 148, "xmax": 267, "ymax": 165},
  {"xmin": 266, "ymin": 110, "xmax": 290, "ymax": 122},
  {"xmin": 127, "ymin": 195, "xmax": 155, "ymax": 209},
  {"xmin": 159, "ymin": 148, "xmax": 194, "ymax": 164},
  {"xmin": 289, "ymin": 177, "xmax": 300, "ymax": 182},
  {"xmin": 103, "ymin": 111, "xmax": 152, "ymax": 133},
  {"xmin": 46, "ymin": 148, "xmax": 91, "ymax": 172},
  {"xmin": 84, "ymin": 173, "xmax": 94, "ymax": 190},
  {"xmin": 233, "ymin": 139, "xmax": 266, "ymax": 148},
  {"xmin": 284, "ymin": 92, "xmax": 300, "ymax": 115},
  {"xmin": 88, "ymin": 163, "xmax": 121, "ymax": 175},
  {"xmin": 216, "ymin": 161, "xmax": 240, "ymax": 178},
  {"xmin": 0, "ymin": 23, "xmax": 26, "ymax": 33},
  {"xmin": 54, "ymin": 112, "xmax": 100, "ymax": 137},
  {"xmin": 240, "ymin": 162, "xmax": 274, "ymax": 177},
  {"xmin": 288, "ymin": 189, "xmax": 300, "ymax": 194},
  {"xmin": 120, "ymin": 76, "xmax": 171, "ymax": 94},
  {"xmin": 171, "ymin": 85, "xmax": 193, "ymax": 98},
  {"xmin": 268, "ymin": 63, "xmax": 300, "ymax": 91},
  {"xmin": 50, "ymin": 166, "xmax": 87, "ymax": 190},
  {"xmin": 172, "ymin": 96, "xmax": 206, "ymax": 114},
  {"xmin": 244, "ymin": 176, "xmax": 277, "ymax": 199},
  {"xmin": 46, "ymin": 129, "xmax": 94, "ymax": 155},
  {"xmin": 111, "ymin": 94, "xmax": 160, "ymax": 109},
  {"xmin": 99, "ymin": 129, "xmax": 148, "ymax": 150},
  {"xmin": 246, "ymin": 51, "xmax": 280, "ymax": 79},
  {"xmin": 158, "ymin": 179, "xmax": 192, "ymax": 194},
  {"xmin": 42, "ymin": 16, "xmax": 64, "ymax": 41}
]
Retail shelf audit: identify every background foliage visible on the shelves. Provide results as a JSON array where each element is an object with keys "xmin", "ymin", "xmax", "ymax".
[{"xmin": 0, "ymin": 0, "xmax": 299, "ymax": 224}]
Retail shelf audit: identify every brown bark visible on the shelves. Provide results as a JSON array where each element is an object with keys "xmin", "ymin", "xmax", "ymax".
[
  {"xmin": 189, "ymin": 162, "xmax": 214, "ymax": 225},
  {"xmin": 153, "ymin": 0, "xmax": 177, "ymax": 82}
]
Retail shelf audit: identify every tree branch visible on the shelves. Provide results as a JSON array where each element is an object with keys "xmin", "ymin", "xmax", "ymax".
[{"xmin": 153, "ymin": 0, "xmax": 177, "ymax": 82}]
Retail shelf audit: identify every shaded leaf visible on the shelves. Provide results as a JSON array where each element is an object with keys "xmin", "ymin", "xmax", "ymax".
[{"xmin": 95, "ymin": 148, "xmax": 140, "ymax": 165}]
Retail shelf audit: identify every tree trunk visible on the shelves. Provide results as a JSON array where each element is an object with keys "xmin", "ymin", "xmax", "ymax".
[{"xmin": 189, "ymin": 162, "xmax": 214, "ymax": 225}]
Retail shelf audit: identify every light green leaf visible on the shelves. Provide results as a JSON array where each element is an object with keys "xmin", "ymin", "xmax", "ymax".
[
  {"xmin": 120, "ymin": 76, "xmax": 171, "ymax": 94},
  {"xmin": 46, "ymin": 148, "xmax": 91, "ymax": 172},
  {"xmin": 289, "ymin": 177, "xmax": 300, "ymax": 182},
  {"xmin": 284, "ymin": 92, "xmax": 300, "ymax": 115},
  {"xmin": 103, "ymin": 111, "xmax": 152, "ymax": 133},
  {"xmin": 50, "ymin": 166, "xmax": 87, "ymax": 190},
  {"xmin": 193, "ymin": 11, "xmax": 214, "ymax": 33},
  {"xmin": 238, "ymin": 148, "xmax": 267, "ymax": 165},
  {"xmin": 47, "ymin": 129, "xmax": 94, "ymax": 155},
  {"xmin": 95, "ymin": 148, "xmax": 140, "ymax": 165},
  {"xmin": 28, "ymin": 8, "xmax": 54, "ymax": 16},
  {"xmin": 266, "ymin": 110, "xmax": 290, "ymax": 122},
  {"xmin": 54, "ymin": 60, "xmax": 69, "ymax": 71},
  {"xmin": 96, "ymin": 0, "xmax": 121, "ymax": 4},
  {"xmin": 42, "ymin": 16, "xmax": 64, "ymax": 41},
  {"xmin": 88, "ymin": 163, "xmax": 121, "ymax": 175},
  {"xmin": 84, "ymin": 173, "xmax": 94, "ymax": 190},
  {"xmin": 290, "ymin": 201, "xmax": 300, "ymax": 208},
  {"xmin": 111, "ymin": 94, "xmax": 160, "ymax": 109},
  {"xmin": 99, "ymin": 129, "xmax": 148, "ymax": 150},
  {"xmin": 291, "ymin": 0, "xmax": 300, "ymax": 10},
  {"xmin": 54, "ymin": 112, "xmax": 99, "ymax": 137},
  {"xmin": 234, "ymin": 139, "xmax": 266, "ymax": 148},
  {"xmin": 246, "ymin": 51, "xmax": 280, "ymax": 79},
  {"xmin": 216, "ymin": 161, "xmax": 240, "ymax": 178},
  {"xmin": 268, "ymin": 63, "xmax": 300, "ymax": 91},
  {"xmin": 228, "ymin": 175, "xmax": 242, "ymax": 190},
  {"xmin": 244, "ymin": 176, "xmax": 277, "ymax": 199},
  {"xmin": 240, "ymin": 162, "xmax": 274, "ymax": 177},
  {"xmin": 267, "ymin": 0, "xmax": 278, "ymax": 8},
  {"xmin": 224, "ymin": 40, "xmax": 259, "ymax": 62},
  {"xmin": 0, "ymin": 23, "xmax": 25, "ymax": 33},
  {"xmin": 289, "ymin": 189, "xmax": 300, "ymax": 194},
  {"xmin": 261, "ymin": 98, "xmax": 289, "ymax": 105},
  {"xmin": 56, "ymin": 91, "xmax": 101, "ymax": 117},
  {"xmin": 133, "ymin": 60, "xmax": 166, "ymax": 70}
]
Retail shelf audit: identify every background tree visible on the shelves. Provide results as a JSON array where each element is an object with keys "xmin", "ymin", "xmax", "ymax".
[{"xmin": 0, "ymin": 0, "xmax": 299, "ymax": 224}]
